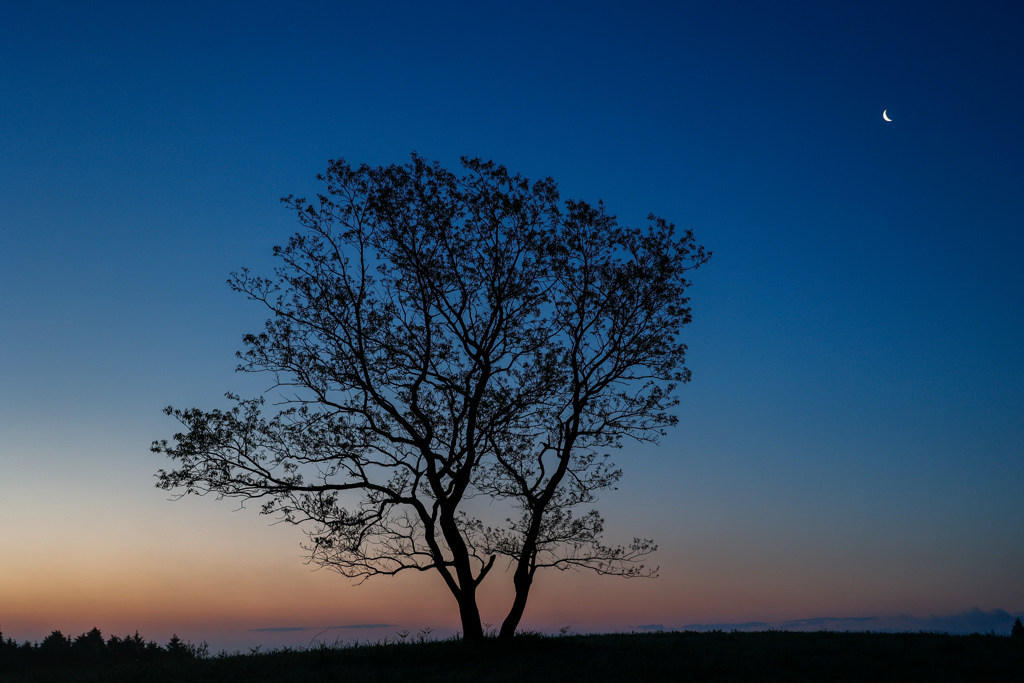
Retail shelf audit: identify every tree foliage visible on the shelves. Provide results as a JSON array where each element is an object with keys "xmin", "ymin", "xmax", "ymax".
[{"xmin": 153, "ymin": 154, "xmax": 710, "ymax": 640}]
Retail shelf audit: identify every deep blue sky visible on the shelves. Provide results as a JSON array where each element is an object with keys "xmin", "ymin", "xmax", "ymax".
[{"xmin": 1, "ymin": 0, "xmax": 1021, "ymax": 647}]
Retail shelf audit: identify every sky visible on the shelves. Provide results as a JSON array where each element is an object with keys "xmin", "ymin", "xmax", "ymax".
[{"xmin": 1, "ymin": 0, "xmax": 1022, "ymax": 651}]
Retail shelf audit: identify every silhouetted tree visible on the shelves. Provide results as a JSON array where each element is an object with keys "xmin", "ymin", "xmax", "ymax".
[
  {"xmin": 105, "ymin": 633, "xmax": 123, "ymax": 658},
  {"xmin": 0, "ymin": 629, "xmax": 18, "ymax": 662},
  {"xmin": 120, "ymin": 630, "xmax": 147, "ymax": 661},
  {"xmin": 72, "ymin": 627, "xmax": 106, "ymax": 663},
  {"xmin": 166, "ymin": 634, "xmax": 189, "ymax": 659},
  {"xmin": 154, "ymin": 155, "xmax": 710, "ymax": 641},
  {"xmin": 39, "ymin": 630, "xmax": 71, "ymax": 664},
  {"xmin": 1012, "ymin": 617, "xmax": 1024, "ymax": 640}
]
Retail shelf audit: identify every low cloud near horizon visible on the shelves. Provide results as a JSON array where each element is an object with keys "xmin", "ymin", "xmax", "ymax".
[
  {"xmin": 639, "ymin": 608, "xmax": 1021, "ymax": 635},
  {"xmin": 248, "ymin": 624, "xmax": 393, "ymax": 633}
]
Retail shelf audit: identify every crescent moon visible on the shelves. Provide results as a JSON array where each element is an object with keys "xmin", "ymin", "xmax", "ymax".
[{"xmin": 882, "ymin": 110, "xmax": 892, "ymax": 122}]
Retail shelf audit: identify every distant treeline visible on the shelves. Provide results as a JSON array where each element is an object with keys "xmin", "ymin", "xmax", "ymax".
[{"xmin": 0, "ymin": 627, "xmax": 207, "ymax": 672}]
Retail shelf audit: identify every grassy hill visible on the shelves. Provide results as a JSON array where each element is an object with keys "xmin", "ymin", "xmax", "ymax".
[{"xmin": 4, "ymin": 630, "xmax": 1022, "ymax": 682}]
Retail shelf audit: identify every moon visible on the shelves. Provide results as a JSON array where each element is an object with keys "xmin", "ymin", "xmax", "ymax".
[{"xmin": 882, "ymin": 109, "xmax": 893, "ymax": 122}]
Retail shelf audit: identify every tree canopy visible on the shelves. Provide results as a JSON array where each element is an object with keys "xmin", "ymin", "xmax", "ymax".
[{"xmin": 153, "ymin": 154, "xmax": 710, "ymax": 641}]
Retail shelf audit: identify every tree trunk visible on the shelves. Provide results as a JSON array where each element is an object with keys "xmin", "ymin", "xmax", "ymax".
[
  {"xmin": 437, "ymin": 506, "xmax": 486, "ymax": 642},
  {"xmin": 457, "ymin": 586, "xmax": 485, "ymax": 642},
  {"xmin": 497, "ymin": 563, "xmax": 533, "ymax": 640}
]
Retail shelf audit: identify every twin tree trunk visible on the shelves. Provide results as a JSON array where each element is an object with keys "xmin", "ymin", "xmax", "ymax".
[
  {"xmin": 439, "ymin": 503, "xmax": 532, "ymax": 642},
  {"xmin": 448, "ymin": 556, "xmax": 534, "ymax": 642},
  {"xmin": 449, "ymin": 463, "xmax": 561, "ymax": 641}
]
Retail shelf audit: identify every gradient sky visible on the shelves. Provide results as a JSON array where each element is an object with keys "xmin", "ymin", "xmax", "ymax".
[{"xmin": 2, "ymin": 0, "xmax": 1022, "ymax": 651}]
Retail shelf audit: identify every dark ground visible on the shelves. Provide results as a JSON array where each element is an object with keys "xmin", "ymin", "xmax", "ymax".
[{"xmin": 4, "ymin": 630, "xmax": 1022, "ymax": 682}]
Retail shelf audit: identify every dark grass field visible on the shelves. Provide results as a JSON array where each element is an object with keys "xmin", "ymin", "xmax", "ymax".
[{"xmin": 4, "ymin": 630, "xmax": 1022, "ymax": 682}]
